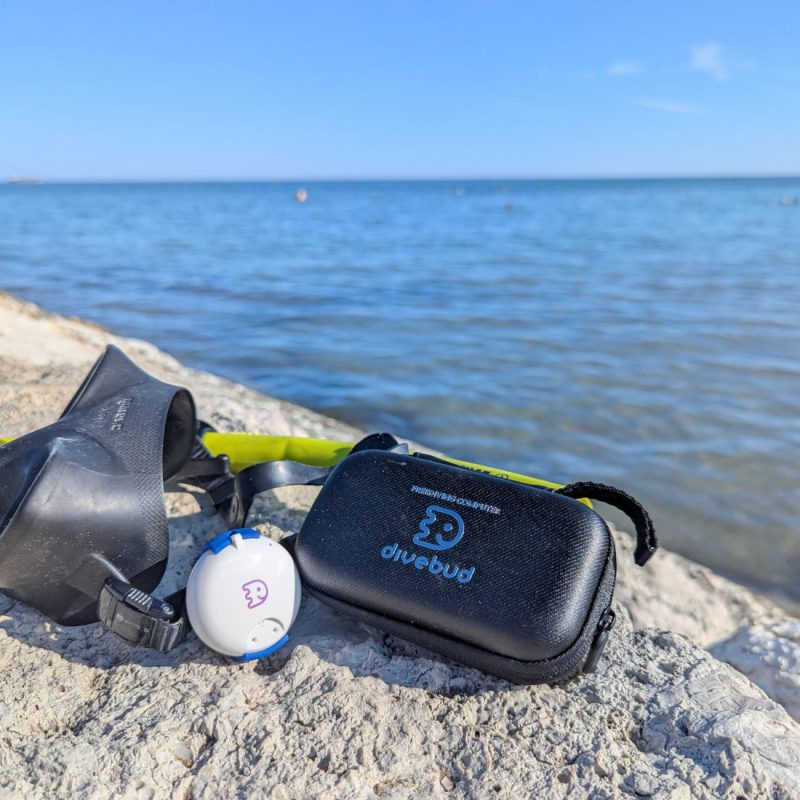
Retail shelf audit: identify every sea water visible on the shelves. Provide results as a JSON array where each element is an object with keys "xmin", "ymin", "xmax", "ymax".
[{"xmin": 1, "ymin": 178, "xmax": 798, "ymax": 604}]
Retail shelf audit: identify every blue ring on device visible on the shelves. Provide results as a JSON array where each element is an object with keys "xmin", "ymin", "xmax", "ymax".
[{"xmin": 232, "ymin": 633, "xmax": 290, "ymax": 662}]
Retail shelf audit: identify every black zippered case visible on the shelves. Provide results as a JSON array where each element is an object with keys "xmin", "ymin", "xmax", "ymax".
[{"xmin": 293, "ymin": 449, "xmax": 656, "ymax": 684}]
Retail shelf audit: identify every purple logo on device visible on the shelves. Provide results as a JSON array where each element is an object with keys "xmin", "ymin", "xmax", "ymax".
[{"xmin": 242, "ymin": 579, "xmax": 268, "ymax": 609}]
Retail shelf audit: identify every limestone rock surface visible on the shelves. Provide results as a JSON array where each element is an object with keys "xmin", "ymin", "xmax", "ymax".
[
  {"xmin": 1, "ymin": 293, "xmax": 798, "ymax": 799},
  {"xmin": 712, "ymin": 619, "xmax": 800, "ymax": 723}
]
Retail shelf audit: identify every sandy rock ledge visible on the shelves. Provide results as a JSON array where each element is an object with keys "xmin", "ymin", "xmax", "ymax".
[{"xmin": 0, "ymin": 293, "xmax": 799, "ymax": 799}]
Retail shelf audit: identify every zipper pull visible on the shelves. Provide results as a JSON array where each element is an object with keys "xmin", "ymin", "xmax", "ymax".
[{"xmin": 583, "ymin": 607, "xmax": 616, "ymax": 674}]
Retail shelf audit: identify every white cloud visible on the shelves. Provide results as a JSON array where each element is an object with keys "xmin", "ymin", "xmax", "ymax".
[
  {"xmin": 608, "ymin": 61, "xmax": 644, "ymax": 77},
  {"xmin": 637, "ymin": 98, "xmax": 702, "ymax": 114},
  {"xmin": 691, "ymin": 43, "xmax": 728, "ymax": 80}
]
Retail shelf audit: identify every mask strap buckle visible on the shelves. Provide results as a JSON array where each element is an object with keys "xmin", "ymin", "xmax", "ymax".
[{"xmin": 97, "ymin": 578, "xmax": 188, "ymax": 653}]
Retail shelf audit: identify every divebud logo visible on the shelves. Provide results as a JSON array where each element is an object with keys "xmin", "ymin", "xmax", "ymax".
[{"xmin": 380, "ymin": 505, "xmax": 476, "ymax": 584}]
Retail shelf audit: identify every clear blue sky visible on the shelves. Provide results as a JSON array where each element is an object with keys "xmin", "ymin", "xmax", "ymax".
[{"xmin": 2, "ymin": 1, "xmax": 799, "ymax": 180}]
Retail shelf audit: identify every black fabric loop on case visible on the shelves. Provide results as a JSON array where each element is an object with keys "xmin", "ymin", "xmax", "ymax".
[{"xmin": 556, "ymin": 481, "xmax": 657, "ymax": 566}]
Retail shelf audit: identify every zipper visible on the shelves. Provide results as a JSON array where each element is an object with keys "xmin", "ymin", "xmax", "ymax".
[{"xmin": 583, "ymin": 607, "xmax": 616, "ymax": 674}]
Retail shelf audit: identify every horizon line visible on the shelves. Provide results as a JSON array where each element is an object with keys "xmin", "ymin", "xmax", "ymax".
[{"xmin": 5, "ymin": 172, "xmax": 800, "ymax": 185}]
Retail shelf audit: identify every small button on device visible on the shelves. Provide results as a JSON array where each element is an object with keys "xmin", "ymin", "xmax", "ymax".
[{"xmin": 186, "ymin": 528, "xmax": 300, "ymax": 660}]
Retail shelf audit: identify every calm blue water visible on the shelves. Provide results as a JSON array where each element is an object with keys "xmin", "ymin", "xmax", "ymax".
[{"xmin": 1, "ymin": 179, "xmax": 799, "ymax": 604}]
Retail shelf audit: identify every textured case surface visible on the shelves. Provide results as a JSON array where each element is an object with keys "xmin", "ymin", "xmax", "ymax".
[{"xmin": 295, "ymin": 450, "xmax": 612, "ymax": 663}]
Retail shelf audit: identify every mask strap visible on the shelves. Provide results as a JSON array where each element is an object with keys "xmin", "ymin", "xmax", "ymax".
[
  {"xmin": 198, "ymin": 433, "xmax": 398, "ymax": 528},
  {"xmin": 96, "ymin": 579, "xmax": 188, "ymax": 652},
  {"xmin": 208, "ymin": 461, "xmax": 332, "ymax": 526},
  {"xmin": 556, "ymin": 481, "xmax": 657, "ymax": 566}
]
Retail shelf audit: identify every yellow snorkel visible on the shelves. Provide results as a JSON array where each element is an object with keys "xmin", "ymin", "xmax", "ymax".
[
  {"xmin": 199, "ymin": 431, "xmax": 590, "ymax": 505},
  {"xmin": 1, "ymin": 431, "xmax": 589, "ymax": 505}
]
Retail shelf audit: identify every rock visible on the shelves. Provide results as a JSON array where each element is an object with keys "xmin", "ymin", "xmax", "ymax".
[
  {"xmin": 1, "ymin": 292, "xmax": 799, "ymax": 798},
  {"xmin": 711, "ymin": 619, "xmax": 800, "ymax": 722},
  {"xmin": 613, "ymin": 526, "xmax": 783, "ymax": 647},
  {"xmin": 2, "ymin": 601, "xmax": 799, "ymax": 798}
]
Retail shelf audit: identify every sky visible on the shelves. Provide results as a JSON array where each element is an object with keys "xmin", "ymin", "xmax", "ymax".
[{"xmin": 1, "ymin": 1, "xmax": 799, "ymax": 180}]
